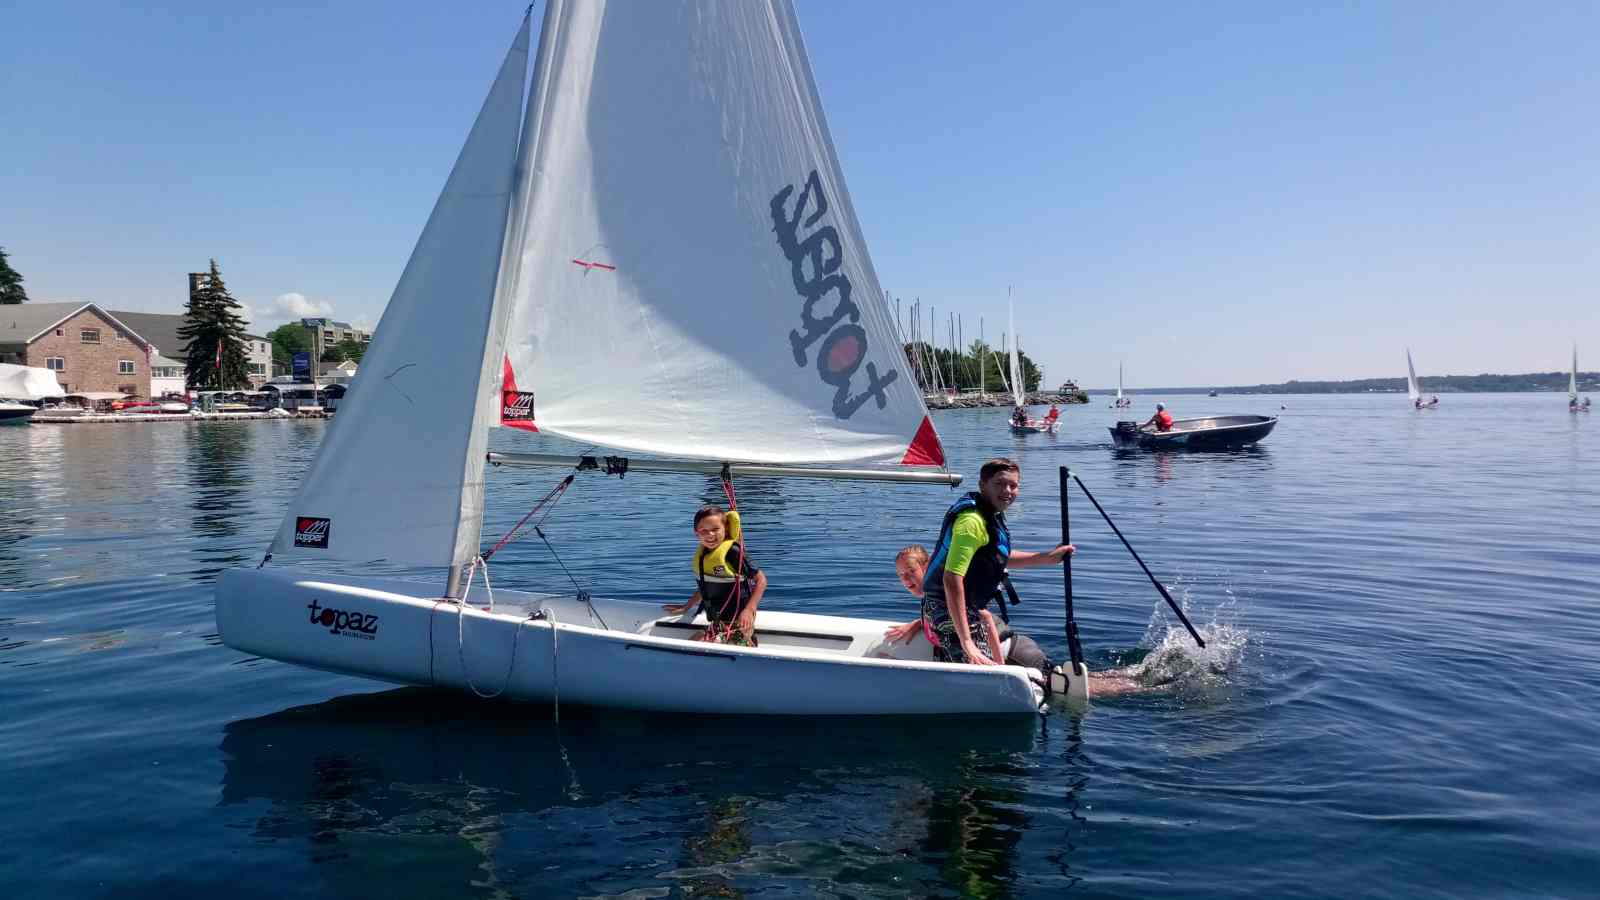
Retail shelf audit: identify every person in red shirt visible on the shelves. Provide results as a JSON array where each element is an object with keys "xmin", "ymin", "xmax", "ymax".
[{"xmin": 1143, "ymin": 402, "xmax": 1173, "ymax": 432}]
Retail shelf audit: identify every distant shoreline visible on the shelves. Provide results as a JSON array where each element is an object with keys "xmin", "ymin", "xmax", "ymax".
[{"xmin": 1083, "ymin": 372, "xmax": 1594, "ymax": 396}]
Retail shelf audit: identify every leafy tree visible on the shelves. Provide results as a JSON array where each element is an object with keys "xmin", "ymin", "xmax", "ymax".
[
  {"xmin": 265, "ymin": 323, "xmax": 310, "ymax": 365},
  {"xmin": 320, "ymin": 337, "xmax": 366, "ymax": 364},
  {"xmin": 0, "ymin": 246, "xmax": 27, "ymax": 305},
  {"xmin": 178, "ymin": 259, "xmax": 251, "ymax": 390}
]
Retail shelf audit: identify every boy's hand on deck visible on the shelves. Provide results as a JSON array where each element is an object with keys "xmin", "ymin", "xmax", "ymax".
[{"xmin": 883, "ymin": 621, "xmax": 921, "ymax": 643}]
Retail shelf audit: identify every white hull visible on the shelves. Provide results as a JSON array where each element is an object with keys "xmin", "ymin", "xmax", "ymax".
[{"xmin": 217, "ymin": 568, "xmax": 1066, "ymax": 715}]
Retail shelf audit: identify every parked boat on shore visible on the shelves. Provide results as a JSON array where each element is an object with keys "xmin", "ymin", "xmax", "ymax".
[
  {"xmin": 0, "ymin": 401, "xmax": 39, "ymax": 425},
  {"xmin": 0, "ymin": 362, "xmax": 65, "ymax": 424},
  {"xmin": 1110, "ymin": 414, "xmax": 1277, "ymax": 449}
]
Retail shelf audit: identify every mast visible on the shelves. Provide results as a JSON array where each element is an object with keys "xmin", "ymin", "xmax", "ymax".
[
  {"xmin": 979, "ymin": 316, "xmax": 986, "ymax": 400},
  {"xmin": 957, "ymin": 314, "xmax": 964, "ymax": 393},
  {"xmin": 1007, "ymin": 286, "xmax": 1023, "ymax": 409},
  {"xmin": 947, "ymin": 310, "xmax": 957, "ymax": 392}
]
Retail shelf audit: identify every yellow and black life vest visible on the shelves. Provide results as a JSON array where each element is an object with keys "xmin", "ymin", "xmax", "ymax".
[{"xmin": 691, "ymin": 511, "xmax": 754, "ymax": 619}]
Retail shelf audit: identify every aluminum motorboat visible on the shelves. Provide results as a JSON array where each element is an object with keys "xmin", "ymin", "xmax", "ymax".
[{"xmin": 1110, "ymin": 414, "xmax": 1276, "ymax": 449}]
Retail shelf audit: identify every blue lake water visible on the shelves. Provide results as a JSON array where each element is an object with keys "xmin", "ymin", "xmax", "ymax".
[{"xmin": 2, "ymin": 393, "xmax": 1596, "ymax": 898}]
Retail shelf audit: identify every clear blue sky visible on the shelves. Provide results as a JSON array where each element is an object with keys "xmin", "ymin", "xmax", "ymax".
[{"xmin": 5, "ymin": 1, "xmax": 1597, "ymax": 387}]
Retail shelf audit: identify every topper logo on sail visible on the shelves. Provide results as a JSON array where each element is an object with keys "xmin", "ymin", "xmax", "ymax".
[
  {"xmin": 294, "ymin": 517, "xmax": 330, "ymax": 549},
  {"xmin": 771, "ymin": 170, "xmax": 898, "ymax": 419},
  {"xmin": 502, "ymin": 390, "xmax": 534, "ymax": 420},
  {"xmin": 306, "ymin": 599, "xmax": 378, "ymax": 640}
]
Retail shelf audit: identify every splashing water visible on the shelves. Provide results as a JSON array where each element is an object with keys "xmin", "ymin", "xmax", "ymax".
[
  {"xmin": 1102, "ymin": 579, "xmax": 1252, "ymax": 698},
  {"xmin": 1121, "ymin": 622, "xmax": 1249, "ymax": 694}
]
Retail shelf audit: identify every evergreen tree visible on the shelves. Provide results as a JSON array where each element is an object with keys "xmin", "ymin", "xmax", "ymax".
[
  {"xmin": 178, "ymin": 259, "xmax": 251, "ymax": 390},
  {"xmin": 0, "ymin": 247, "xmax": 27, "ymax": 305}
]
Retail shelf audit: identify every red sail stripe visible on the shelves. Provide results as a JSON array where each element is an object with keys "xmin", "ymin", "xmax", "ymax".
[{"xmin": 900, "ymin": 415, "xmax": 946, "ymax": 467}]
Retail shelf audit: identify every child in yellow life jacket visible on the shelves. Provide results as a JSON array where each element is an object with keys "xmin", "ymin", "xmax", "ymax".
[{"xmin": 663, "ymin": 505, "xmax": 766, "ymax": 646}]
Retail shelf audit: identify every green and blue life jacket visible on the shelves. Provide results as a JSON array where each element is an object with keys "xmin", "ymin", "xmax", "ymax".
[{"xmin": 921, "ymin": 492, "xmax": 1012, "ymax": 626}]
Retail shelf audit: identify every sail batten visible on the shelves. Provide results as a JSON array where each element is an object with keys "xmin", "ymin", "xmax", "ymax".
[{"xmin": 496, "ymin": 0, "xmax": 942, "ymax": 467}]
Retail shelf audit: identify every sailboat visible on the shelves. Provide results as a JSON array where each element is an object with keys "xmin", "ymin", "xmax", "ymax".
[
  {"xmin": 1111, "ymin": 362, "xmax": 1131, "ymax": 409},
  {"xmin": 1006, "ymin": 290, "xmax": 1056, "ymax": 434},
  {"xmin": 1406, "ymin": 348, "xmax": 1437, "ymax": 409},
  {"xmin": 1571, "ymin": 345, "xmax": 1589, "ymax": 412},
  {"xmin": 215, "ymin": 2, "xmax": 1086, "ymax": 715}
]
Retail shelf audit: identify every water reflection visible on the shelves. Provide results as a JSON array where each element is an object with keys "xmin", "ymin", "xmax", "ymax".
[
  {"xmin": 220, "ymin": 690, "xmax": 1070, "ymax": 897},
  {"xmin": 1109, "ymin": 445, "xmax": 1273, "ymax": 489},
  {"xmin": 186, "ymin": 423, "xmax": 256, "ymax": 578},
  {"xmin": 0, "ymin": 425, "xmax": 65, "ymax": 589}
]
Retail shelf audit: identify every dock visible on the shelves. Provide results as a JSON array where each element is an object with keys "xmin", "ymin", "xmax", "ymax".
[{"xmin": 30, "ymin": 410, "xmax": 331, "ymax": 424}]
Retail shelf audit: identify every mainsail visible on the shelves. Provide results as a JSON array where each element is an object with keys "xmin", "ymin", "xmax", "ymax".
[
  {"xmin": 264, "ymin": 16, "xmax": 532, "ymax": 570},
  {"xmin": 1571, "ymin": 345, "xmax": 1580, "ymax": 402},
  {"xmin": 497, "ymin": 0, "xmax": 942, "ymax": 467},
  {"xmin": 1405, "ymin": 348, "xmax": 1421, "ymax": 402},
  {"xmin": 1117, "ymin": 362, "xmax": 1124, "ymax": 401}
]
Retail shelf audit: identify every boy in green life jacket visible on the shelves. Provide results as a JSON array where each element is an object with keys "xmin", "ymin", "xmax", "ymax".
[{"xmin": 663, "ymin": 505, "xmax": 767, "ymax": 646}]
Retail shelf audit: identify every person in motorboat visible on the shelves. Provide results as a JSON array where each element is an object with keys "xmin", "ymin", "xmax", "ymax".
[
  {"xmin": 1142, "ymin": 402, "xmax": 1173, "ymax": 432},
  {"xmin": 919, "ymin": 458, "xmax": 1076, "ymax": 670},
  {"xmin": 662, "ymin": 505, "xmax": 766, "ymax": 646},
  {"xmin": 882, "ymin": 544, "xmax": 1147, "ymax": 697}
]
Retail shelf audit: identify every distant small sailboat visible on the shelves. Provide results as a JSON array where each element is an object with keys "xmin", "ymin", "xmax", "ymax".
[
  {"xmin": 1111, "ymin": 362, "xmax": 1131, "ymax": 409},
  {"xmin": 1406, "ymin": 349, "xmax": 1437, "ymax": 409},
  {"xmin": 1571, "ymin": 345, "xmax": 1589, "ymax": 413},
  {"xmin": 1006, "ymin": 289, "xmax": 1057, "ymax": 434}
]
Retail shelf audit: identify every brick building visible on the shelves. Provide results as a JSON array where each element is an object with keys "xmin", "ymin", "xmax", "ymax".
[
  {"xmin": 0, "ymin": 302, "xmax": 153, "ymax": 395},
  {"xmin": 0, "ymin": 302, "xmax": 273, "ymax": 396}
]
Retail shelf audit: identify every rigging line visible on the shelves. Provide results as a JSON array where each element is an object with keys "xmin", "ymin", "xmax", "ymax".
[
  {"xmin": 456, "ymin": 556, "xmax": 533, "ymax": 699},
  {"xmin": 707, "ymin": 468, "xmax": 749, "ymax": 644},
  {"xmin": 543, "ymin": 605, "xmax": 562, "ymax": 725},
  {"xmin": 532, "ymin": 525, "xmax": 607, "ymax": 631},
  {"xmin": 483, "ymin": 473, "xmax": 575, "ymax": 560}
]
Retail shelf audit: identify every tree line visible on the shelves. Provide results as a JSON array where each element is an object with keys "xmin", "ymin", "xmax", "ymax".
[{"xmin": 903, "ymin": 339, "xmax": 1042, "ymax": 393}]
